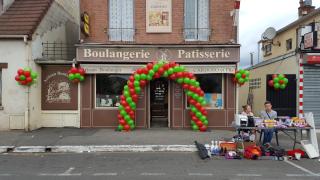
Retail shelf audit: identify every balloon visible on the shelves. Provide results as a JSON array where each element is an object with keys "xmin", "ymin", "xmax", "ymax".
[
  {"xmin": 15, "ymin": 75, "xmax": 20, "ymax": 81},
  {"xmin": 135, "ymin": 87, "xmax": 141, "ymax": 93},
  {"xmin": 78, "ymin": 68, "xmax": 86, "ymax": 75},
  {"xmin": 124, "ymin": 90, "xmax": 130, "ymax": 97},
  {"xmin": 117, "ymin": 125, "xmax": 124, "ymax": 131},
  {"xmin": 280, "ymin": 84, "xmax": 286, "ymax": 89},
  {"xmin": 238, "ymin": 78, "xmax": 245, "ymax": 84},
  {"xmin": 124, "ymin": 85, "xmax": 129, "ymax": 91},
  {"xmin": 163, "ymin": 63, "xmax": 170, "ymax": 70},
  {"xmin": 126, "ymin": 97, "xmax": 133, "ymax": 104},
  {"xmin": 278, "ymin": 74, "xmax": 284, "ymax": 79},
  {"xmin": 187, "ymin": 91, "xmax": 193, "ymax": 96},
  {"xmin": 17, "ymin": 69, "xmax": 24, "ymax": 76},
  {"xmin": 163, "ymin": 72, "xmax": 169, "ymax": 77},
  {"xmin": 244, "ymin": 70, "xmax": 250, "ymax": 76},
  {"xmin": 279, "ymin": 80, "xmax": 284, "ymax": 84},
  {"xmin": 153, "ymin": 64, "xmax": 160, "ymax": 71},
  {"xmin": 177, "ymin": 78, "xmax": 184, "ymax": 84},
  {"xmin": 196, "ymin": 112, "xmax": 202, "ymax": 118},
  {"xmin": 167, "ymin": 68, "xmax": 174, "ymax": 75},
  {"xmin": 273, "ymin": 77, "xmax": 279, "ymax": 83},
  {"xmin": 235, "ymin": 73, "xmax": 241, "ymax": 79},
  {"xmin": 134, "ymin": 80, "xmax": 140, "ymax": 87},
  {"xmin": 192, "ymin": 124, "xmax": 199, "ymax": 131},
  {"xmin": 140, "ymin": 74, "xmax": 147, "ymax": 80},
  {"xmin": 128, "ymin": 120, "xmax": 134, "ymax": 126},
  {"xmin": 274, "ymin": 83, "xmax": 280, "ymax": 89},
  {"xmin": 268, "ymin": 80, "xmax": 274, "ymax": 87},
  {"xmin": 203, "ymin": 120, "xmax": 208, "ymax": 126},
  {"xmin": 79, "ymin": 76, "xmax": 85, "ymax": 81},
  {"xmin": 19, "ymin": 75, "xmax": 26, "ymax": 81},
  {"xmin": 26, "ymin": 77, "xmax": 33, "ymax": 83},
  {"xmin": 146, "ymin": 75, "xmax": 152, "ymax": 80},
  {"xmin": 199, "ymin": 125, "xmax": 207, "ymax": 132},
  {"xmin": 124, "ymin": 124, "xmax": 130, "ymax": 131},
  {"xmin": 70, "ymin": 67, "xmax": 78, "ymax": 74},
  {"xmin": 134, "ymin": 74, "xmax": 140, "ymax": 81},
  {"xmin": 272, "ymin": 74, "xmax": 278, "ymax": 79},
  {"xmin": 196, "ymin": 120, "xmax": 203, "ymax": 127},
  {"xmin": 239, "ymin": 69, "xmax": 245, "ymax": 74},
  {"xmin": 195, "ymin": 82, "xmax": 200, "ymax": 87},
  {"xmin": 75, "ymin": 73, "xmax": 81, "ymax": 79},
  {"xmin": 283, "ymin": 78, "xmax": 288, "ymax": 84},
  {"xmin": 24, "ymin": 71, "xmax": 31, "ymax": 77},
  {"xmin": 119, "ymin": 119, "xmax": 126, "ymax": 125},
  {"xmin": 120, "ymin": 110, "xmax": 127, "ymax": 116},
  {"xmin": 140, "ymin": 80, "xmax": 147, "ymax": 87},
  {"xmin": 147, "ymin": 63, "xmax": 153, "ymax": 70},
  {"xmin": 241, "ymin": 74, "xmax": 246, "ymax": 78},
  {"xmin": 148, "ymin": 70, "xmax": 155, "ymax": 76},
  {"xmin": 184, "ymin": 78, "xmax": 190, "ymax": 84}
]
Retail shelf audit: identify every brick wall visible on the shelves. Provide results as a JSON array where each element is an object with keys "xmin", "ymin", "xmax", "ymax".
[{"xmin": 80, "ymin": 0, "xmax": 236, "ymax": 44}]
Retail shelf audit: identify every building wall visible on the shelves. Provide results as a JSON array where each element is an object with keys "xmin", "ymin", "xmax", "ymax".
[
  {"xmin": 80, "ymin": 0, "xmax": 236, "ymax": 44},
  {"xmin": 239, "ymin": 55, "xmax": 299, "ymax": 116},
  {"xmin": 0, "ymin": 41, "xmax": 27, "ymax": 130}
]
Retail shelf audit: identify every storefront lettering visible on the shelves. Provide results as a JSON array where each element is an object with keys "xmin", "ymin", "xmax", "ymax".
[
  {"xmin": 84, "ymin": 48, "xmax": 151, "ymax": 60},
  {"xmin": 178, "ymin": 49, "xmax": 230, "ymax": 59},
  {"xmin": 44, "ymin": 71, "xmax": 68, "ymax": 82}
]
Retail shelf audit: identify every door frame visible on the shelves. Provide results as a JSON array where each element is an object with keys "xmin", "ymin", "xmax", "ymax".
[{"xmin": 147, "ymin": 79, "xmax": 171, "ymax": 128}]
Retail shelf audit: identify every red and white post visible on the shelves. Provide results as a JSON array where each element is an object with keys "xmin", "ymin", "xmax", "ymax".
[{"xmin": 298, "ymin": 56, "xmax": 304, "ymax": 118}]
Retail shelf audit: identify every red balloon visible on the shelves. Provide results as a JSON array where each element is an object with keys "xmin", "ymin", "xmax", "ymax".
[
  {"xmin": 120, "ymin": 95, "xmax": 125, "ymax": 101},
  {"xmin": 189, "ymin": 99, "xmax": 196, "ymax": 105},
  {"xmin": 195, "ymin": 103, "xmax": 201, "ymax": 109},
  {"xmin": 163, "ymin": 63, "xmax": 170, "ymax": 70},
  {"xmin": 78, "ymin": 68, "xmax": 86, "ymax": 75},
  {"xmin": 124, "ymin": 124, "xmax": 130, "ymax": 131},
  {"xmin": 189, "ymin": 86, "xmax": 196, "ymax": 92},
  {"xmin": 232, "ymin": 77, "xmax": 237, "ymax": 83},
  {"xmin": 147, "ymin": 63, "xmax": 153, "ymax": 70},
  {"xmin": 20, "ymin": 80, "xmax": 27, "ymax": 85},
  {"xmin": 158, "ymin": 67, "xmax": 164, "ymax": 74},
  {"xmin": 140, "ymin": 80, "xmax": 146, "ymax": 87},
  {"xmin": 272, "ymin": 74, "xmax": 278, "ymax": 79},
  {"xmin": 279, "ymin": 80, "xmax": 284, "ymax": 84},
  {"xmin": 70, "ymin": 67, "xmax": 78, "ymax": 74},
  {"xmin": 137, "ymin": 69, "xmax": 143, "ymax": 74},
  {"xmin": 129, "ymin": 75, "xmax": 135, "ymax": 82},
  {"xmin": 26, "ymin": 77, "xmax": 33, "ymax": 83},
  {"xmin": 170, "ymin": 74, "xmax": 176, "ymax": 80},
  {"xmin": 154, "ymin": 73, "xmax": 161, "ymax": 79},
  {"xmin": 241, "ymin": 74, "xmax": 246, "ymax": 78},
  {"xmin": 189, "ymin": 111, "xmax": 194, "ymax": 116},
  {"xmin": 68, "ymin": 70, "xmax": 72, "ymax": 74},
  {"xmin": 17, "ymin": 69, "xmax": 24, "ymax": 76},
  {"xmin": 196, "ymin": 121, "xmax": 203, "ymax": 127},
  {"xmin": 183, "ymin": 84, "xmax": 189, "ymax": 89},
  {"xmin": 129, "ymin": 88, "xmax": 135, "ymax": 95},
  {"xmin": 176, "ymin": 72, "xmax": 183, "ymax": 78},
  {"xmin": 132, "ymin": 94, "xmax": 138, "ymax": 101},
  {"xmin": 125, "ymin": 106, "xmax": 131, "ymax": 112},
  {"xmin": 192, "ymin": 116, "xmax": 198, "ymax": 122},
  {"xmin": 142, "ymin": 68, "xmax": 149, "ymax": 74},
  {"xmin": 188, "ymin": 73, "xmax": 194, "ymax": 79},
  {"xmin": 24, "ymin": 71, "xmax": 31, "ymax": 77},
  {"xmin": 119, "ymin": 119, "xmax": 126, "ymax": 125},
  {"xmin": 169, "ymin": 61, "xmax": 176, "ymax": 67},
  {"xmin": 268, "ymin": 80, "xmax": 274, "ymax": 87},
  {"xmin": 128, "ymin": 82, "xmax": 134, "ymax": 88},
  {"xmin": 199, "ymin": 91, "xmax": 204, "ymax": 96},
  {"xmin": 199, "ymin": 125, "xmax": 207, "ymax": 132},
  {"xmin": 15, "ymin": 75, "xmax": 20, "ymax": 81}
]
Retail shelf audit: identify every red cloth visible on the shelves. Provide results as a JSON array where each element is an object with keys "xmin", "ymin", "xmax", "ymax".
[{"xmin": 287, "ymin": 149, "xmax": 305, "ymax": 157}]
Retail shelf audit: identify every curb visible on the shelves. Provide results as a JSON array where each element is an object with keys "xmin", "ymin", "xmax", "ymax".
[{"xmin": 0, "ymin": 145, "xmax": 197, "ymax": 153}]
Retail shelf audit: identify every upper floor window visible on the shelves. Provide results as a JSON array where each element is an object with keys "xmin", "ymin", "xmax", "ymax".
[
  {"xmin": 184, "ymin": 0, "xmax": 210, "ymax": 41},
  {"xmin": 264, "ymin": 44, "xmax": 272, "ymax": 56},
  {"xmin": 286, "ymin": 38, "xmax": 292, "ymax": 51},
  {"xmin": 108, "ymin": 0, "xmax": 134, "ymax": 41}
]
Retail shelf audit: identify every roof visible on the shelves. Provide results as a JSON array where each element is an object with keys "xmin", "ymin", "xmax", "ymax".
[
  {"xmin": 277, "ymin": 7, "xmax": 320, "ymax": 35},
  {"xmin": 0, "ymin": 0, "xmax": 54, "ymax": 39}
]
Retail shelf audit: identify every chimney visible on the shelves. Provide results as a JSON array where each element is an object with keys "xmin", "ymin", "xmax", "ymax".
[{"xmin": 298, "ymin": 0, "xmax": 315, "ymax": 17}]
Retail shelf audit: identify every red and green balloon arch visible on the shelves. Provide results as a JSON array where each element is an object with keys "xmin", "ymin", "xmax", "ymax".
[{"xmin": 117, "ymin": 60, "xmax": 208, "ymax": 132}]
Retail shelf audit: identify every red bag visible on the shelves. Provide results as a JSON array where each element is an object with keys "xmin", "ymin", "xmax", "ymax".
[
  {"xmin": 287, "ymin": 149, "xmax": 305, "ymax": 157},
  {"xmin": 244, "ymin": 145, "xmax": 262, "ymax": 160}
]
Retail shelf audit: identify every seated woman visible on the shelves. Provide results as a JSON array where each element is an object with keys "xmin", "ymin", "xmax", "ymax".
[{"xmin": 240, "ymin": 105, "xmax": 255, "ymax": 141}]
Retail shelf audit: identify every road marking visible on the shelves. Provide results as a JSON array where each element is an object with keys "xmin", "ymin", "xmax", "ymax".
[
  {"xmin": 188, "ymin": 173, "xmax": 213, "ymax": 176},
  {"xmin": 237, "ymin": 174, "xmax": 262, "ymax": 177},
  {"xmin": 286, "ymin": 174, "xmax": 320, "ymax": 177},
  {"xmin": 0, "ymin": 174, "xmax": 11, "ymax": 176},
  {"xmin": 38, "ymin": 167, "xmax": 82, "ymax": 176},
  {"xmin": 140, "ymin": 172, "xmax": 166, "ymax": 176},
  {"xmin": 284, "ymin": 160, "xmax": 320, "ymax": 176},
  {"xmin": 93, "ymin": 173, "xmax": 118, "ymax": 176}
]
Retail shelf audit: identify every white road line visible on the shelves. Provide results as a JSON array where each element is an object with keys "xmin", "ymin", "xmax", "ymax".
[
  {"xmin": 237, "ymin": 174, "xmax": 262, "ymax": 177},
  {"xmin": 188, "ymin": 173, "xmax": 213, "ymax": 176},
  {"xmin": 286, "ymin": 174, "xmax": 320, "ymax": 177},
  {"xmin": 140, "ymin": 172, "xmax": 166, "ymax": 176},
  {"xmin": 93, "ymin": 173, "xmax": 118, "ymax": 176},
  {"xmin": 284, "ymin": 160, "xmax": 320, "ymax": 177},
  {"xmin": 64, "ymin": 167, "xmax": 75, "ymax": 174},
  {"xmin": 38, "ymin": 166, "xmax": 82, "ymax": 176}
]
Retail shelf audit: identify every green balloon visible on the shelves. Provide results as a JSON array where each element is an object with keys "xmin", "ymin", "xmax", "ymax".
[
  {"xmin": 130, "ymin": 124, "xmax": 135, "ymax": 130},
  {"xmin": 75, "ymin": 73, "xmax": 81, "ymax": 79},
  {"xmin": 244, "ymin": 70, "xmax": 250, "ymax": 76},
  {"xmin": 134, "ymin": 74, "xmax": 140, "ymax": 81},
  {"xmin": 274, "ymin": 83, "xmax": 280, "ymax": 89},
  {"xmin": 79, "ymin": 75, "xmax": 85, "ymax": 81},
  {"xmin": 19, "ymin": 75, "xmax": 26, "ymax": 81},
  {"xmin": 117, "ymin": 125, "xmax": 124, "ymax": 131},
  {"xmin": 124, "ymin": 85, "xmax": 129, "ymax": 91},
  {"xmin": 196, "ymin": 112, "xmax": 202, "ymax": 118},
  {"xmin": 238, "ymin": 78, "xmax": 245, "ymax": 84},
  {"xmin": 200, "ymin": 115, "xmax": 206, "ymax": 121},
  {"xmin": 190, "ymin": 79, "xmax": 196, "ymax": 86},
  {"xmin": 244, "ymin": 77, "xmax": 249, "ymax": 82},
  {"xmin": 184, "ymin": 78, "xmax": 190, "ymax": 84},
  {"xmin": 235, "ymin": 73, "xmax": 241, "ymax": 79},
  {"xmin": 177, "ymin": 78, "xmax": 184, "ymax": 84},
  {"xmin": 192, "ymin": 124, "xmax": 199, "ymax": 131},
  {"xmin": 167, "ymin": 68, "xmax": 174, "ymax": 75},
  {"xmin": 187, "ymin": 91, "xmax": 193, "ymax": 96},
  {"xmin": 239, "ymin": 69, "xmax": 245, "ymax": 74},
  {"xmin": 180, "ymin": 66, "xmax": 185, "ymax": 71},
  {"xmin": 201, "ymin": 101, "xmax": 207, "ymax": 106},
  {"xmin": 140, "ymin": 74, "xmax": 147, "ymax": 80},
  {"xmin": 118, "ymin": 105, "xmax": 124, "ymax": 110},
  {"xmin": 124, "ymin": 115, "xmax": 131, "ymax": 121},
  {"xmin": 68, "ymin": 74, "xmax": 75, "ymax": 80},
  {"xmin": 198, "ymin": 97, "xmax": 204, "ymax": 102},
  {"xmin": 203, "ymin": 120, "xmax": 208, "ymax": 126},
  {"xmin": 135, "ymin": 87, "xmax": 141, "ymax": 93},
  {"xmin": 148, "ymin": 70, "xmax": 155, "ymax": 76},
  {"xmin": 163, "ymin": 72, "xmax": 169, "ymax": 77},
  {"xmin": 134, "ymin": 80, "xmax": 140, "ymax": 87},
  {"xmin": 130, "ymin": 102, "xmax": 136, "ymax": 110},
  {"xmin": 283, "ymin": 78, "xmax": 288, "ymax": 84},
  {"xmin": 153, "ymin": 64, "xmax": 160, "ymax": 71},
  {"xmin": 120, "ymin": 110, "xmax": 126, "ymax": 116},
  {"xmin": 278, "ymin": 74, "xmax": 284, "ymax": 79},
  {"xmin": 191, "ymin": 106, "xmax": 197, "ymax": 113},
  {"xmin": 31, "ymin": 72, "xmax": 38, "ymax": 79},
  {"xmin": 191, "ymin": 121, "xmax": 196, "ymax": 126},
  {"xmin": 280, "ymin": 84, "xmax": 286, "ymax": 89},
  {"xmin": 195, "ymin": 82, "xmax": 200, "ymax": 87},
  {"xmin": 128, "ymin": 120, "xmax": 134, "ymax": 126},
  {"xmin": 24, "ymin": 67, "xmax": 32, "ymax": 72},
  {"xmin": 173, "ymin": 66, "xmax": 180, "ymax": 73},
  {"xmin": 146, "ymin": 75, "xmax": 152, "ymax": 80},
  {"xmin": 126, "ymin": 97, "xmax": 133, "ymax": 103},
  {"xmin": 273, "ymin": 77, "xmax": 279, "ymax": 83},
  {"xmin": 124, "ymin": 90, "xmax": 130, "ymax": 97},
  {"xmin": 192, "ymin": 94, "xmax": 199, "ymax": 100}
]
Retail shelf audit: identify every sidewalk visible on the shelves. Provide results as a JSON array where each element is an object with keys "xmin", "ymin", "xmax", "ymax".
[{"xmin": 0, "ymin": 128, "xmax": 319, "ymax": 153}]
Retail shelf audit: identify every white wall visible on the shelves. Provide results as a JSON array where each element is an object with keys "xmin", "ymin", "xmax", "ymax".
[{"xmin": 0, "ymin": 40, "xmax": 28, "ymax": 130}]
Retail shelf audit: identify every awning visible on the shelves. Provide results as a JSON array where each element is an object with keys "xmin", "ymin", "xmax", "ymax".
[
  {"xmin": 307, "ymin": 55, "xmax": 320, "ymax": 64},
  {"xmin": 80, "ymin": 64, "xmax": 236, "ymax": 74}
]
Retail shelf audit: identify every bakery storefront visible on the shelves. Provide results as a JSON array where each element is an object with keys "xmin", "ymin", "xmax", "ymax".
[{"xmin": 77, "ymin": 45, "xmax": 239, "ymax": 129}]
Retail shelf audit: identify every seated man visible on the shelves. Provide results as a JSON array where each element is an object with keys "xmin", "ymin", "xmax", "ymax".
[{"xmin": 260, "ymin": 101, "xmax": 277, "ymax": 145}]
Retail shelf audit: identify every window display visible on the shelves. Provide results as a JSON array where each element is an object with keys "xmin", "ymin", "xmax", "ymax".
[{"xmin": 96, "ymin": 74, "xmax": 130, "ymax": 107}]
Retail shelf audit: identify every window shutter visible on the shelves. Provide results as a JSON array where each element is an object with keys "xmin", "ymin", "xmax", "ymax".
[
  {"xmin": 121, "ymin": 0, "xmax": 134, "ymax": 41},
  {"xmin": 109, "ymin": 0, "xmax": 122, "ymax": 41},
  {"xmin": 198, "ymin": 0, "xmax": 209, "ymax": 41},
  {"xmin": 184, "ymin": 0, "xmax": 197, "ymax": 40}
]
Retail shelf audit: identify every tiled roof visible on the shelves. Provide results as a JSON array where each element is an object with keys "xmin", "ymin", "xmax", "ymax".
[{"xmin": 0, "ymin": 0, "xmax": 54, "ymax": 38}]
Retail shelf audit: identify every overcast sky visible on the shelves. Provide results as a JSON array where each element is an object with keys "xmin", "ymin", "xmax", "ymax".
[{"xmin": 239, "ymin": 0, "xmax": 320, "ymax": 68}]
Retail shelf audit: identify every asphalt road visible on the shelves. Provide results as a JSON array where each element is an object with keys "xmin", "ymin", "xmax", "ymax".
[{"xmin": 0, "ymin": 152, "xmax": 319, "ymax": 180}]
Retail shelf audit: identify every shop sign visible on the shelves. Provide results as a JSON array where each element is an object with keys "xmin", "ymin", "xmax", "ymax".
[
  {"xmin": 146, "ymin": 0, "xmax": 172, "ymax": 33},
  {"xmin": 77, "ymin": 47, "xmax": 240, "ymax": 63},
  {"xmin": 41, "ymin": 66, "xmax": 78, "ymax": 110},
  {"xmin": 81, "ymin": 64, "xmax": 236, "ymax": 74},
  {"xmin": 81, "ymin": 12, "xmax": 90, "ymax": 36},
  {"xmin": 304, "ymin": 32, "xmax": 314, "ymax": 49}
]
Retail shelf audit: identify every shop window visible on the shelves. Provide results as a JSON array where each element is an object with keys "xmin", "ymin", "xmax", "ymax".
[
  {"xmin": 184, "ymin": 0, "xmax": 210, "ymax": 41},
  {"xmin": 264, "ymin": 44, "xmax": 272, "ymax": 56},
  {"xmin": 187, "ymin": 74, "xmax": 223, "ymax": 109},
  {"xmin": 249, "ymin": 78, "xmax": 261, "ymax": 89},
  {"xmin": 108, "ymin": 0, "xmax": 134, "ymax": 41},
  {"xmin": 96, "ymin": 74, "xmax": 130, "ymax": 108},
  {"xmin": 286, "ymin": 38, "xmax": 292, "ymax": 51}
]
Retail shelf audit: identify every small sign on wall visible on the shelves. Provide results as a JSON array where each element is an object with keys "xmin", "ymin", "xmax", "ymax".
[
  {"xmin": 146, "ymin": 0, "xmax": 172, "ymax": 33},
  {"xmin": 41, "ymin": 66, "xmax": 78, "ymax": 110}
]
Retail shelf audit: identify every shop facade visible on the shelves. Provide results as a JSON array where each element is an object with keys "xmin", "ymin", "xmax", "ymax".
[{"xmin": 77, "ymin": 45, "xmax": 239, "ymax": 129}]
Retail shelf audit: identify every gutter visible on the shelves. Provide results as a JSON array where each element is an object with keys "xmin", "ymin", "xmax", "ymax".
[{"xmin": 0, "ymin": 35, "xmax": 28, "ymax": 44}]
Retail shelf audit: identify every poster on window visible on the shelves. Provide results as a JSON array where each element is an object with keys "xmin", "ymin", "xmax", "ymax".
[
  {"xmin": 146, "ymin": 0, "xmax": 172, "ymax": 33},
  {"xmin": 41, "ymin": 66, "xmax": 78, "ymax": 110}
]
